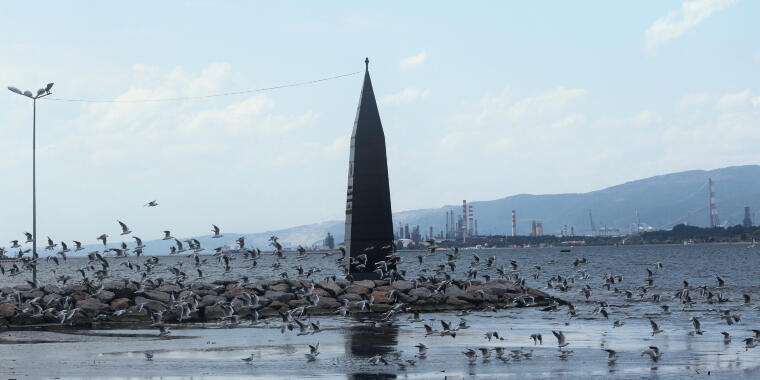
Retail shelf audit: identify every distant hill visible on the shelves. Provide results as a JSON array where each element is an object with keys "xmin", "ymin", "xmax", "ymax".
[{"xmin": 104, "ymin": 165, "xmax": 760, "ymax": 253}]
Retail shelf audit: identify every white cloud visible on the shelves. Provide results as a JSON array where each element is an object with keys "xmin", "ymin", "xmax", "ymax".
[
  {"xmin": 676, "ymin": 92, "xmax": 711, "ymax": 111},
  {"xmin": 717, "ymin": 89, "xmax": 752, "ymax": 109},
  {"xmin": 645, "ymin": 0, "xmax": 738, "ymax": 54},
  {"xmin": 399, "ymin": 50, "xmax": 427, "ymax": 70},
  {"xmin": 379, "ymin": 87, "xmax": 429, "ymax": 106}
]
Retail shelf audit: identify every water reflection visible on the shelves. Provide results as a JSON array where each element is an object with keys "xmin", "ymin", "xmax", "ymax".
[{"xmin": 345, "ymin": 320, "xmax": 398, "ymax": 380}]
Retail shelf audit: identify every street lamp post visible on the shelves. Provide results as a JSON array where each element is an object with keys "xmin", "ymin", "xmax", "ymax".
[{"xmin": 8, "ymin": 82, "xmax": 54, "ymax": 286}]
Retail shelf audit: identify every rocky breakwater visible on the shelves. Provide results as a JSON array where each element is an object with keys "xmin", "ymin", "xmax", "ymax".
[{"xmin": 0, "ymin": 278, "xmax": 561, "ymax": 329}]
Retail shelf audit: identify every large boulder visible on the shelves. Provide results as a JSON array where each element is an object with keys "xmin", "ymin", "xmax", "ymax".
[
  {"xmin": 354, "ymin": 280, "xmax": 375, "ymax": 289},
  {"xmin": 408, "ymin": 287, "xmax": 432, "ymax": 299},
  {"xmin": 264, "ymin": 290, "xmax": 293, "ymax": 303},
  {"xmin": 316, "ymin": 281, "xmax": 343, "ymax": 297},
  {"xmin": 267, "ymin": 283, "xmax": 290, "ymax": 292},
  {"xmin": 158, "ymin": 284, "xmax": 182, "ymax": 293},
  {"xmin": 199, "ymin": 294, "xmax": 222, "ymax": 308},
  {"xmin": 345, "ymin": 285, "xmax": 372, "ymax": 296},
  {"xmin": 110, "ymin": 298, "xmax": 131, "ymax": 311},
  {"xmin": 0, "ymin": 303, "xmax": 16, "ymax": 318},
  {"xmin": 144, "ymin": 290, "xmax": 171, "ymax": 304},
  {"xmin": 394, "ymin": 281, "xmax": 414, "ymax": 292},
  {"xmin": 134, "ymin": 296, "xmax": 167, "ymax": 311},
  {"xmin": 96, "ymin": 290, "xmax": 115, "ymax": 303},
  {"xmin": 76, "ymin": 298, "xmax": 109, "ymax": 316}
]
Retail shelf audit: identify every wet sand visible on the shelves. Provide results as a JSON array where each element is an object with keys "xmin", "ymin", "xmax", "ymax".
[{"xmin": 2, "ymin": 307, "xmax": 759, "ymax": 379}]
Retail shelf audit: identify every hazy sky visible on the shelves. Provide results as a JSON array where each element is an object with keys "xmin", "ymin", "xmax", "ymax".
[{"xmin": 1, "ymin": 1, "xmax": 759, "ymax": 245}]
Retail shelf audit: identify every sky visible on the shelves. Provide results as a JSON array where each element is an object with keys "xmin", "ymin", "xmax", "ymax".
[{"xmin": 1, "ymin": 1, "xmax": 759, "ymax": 245}]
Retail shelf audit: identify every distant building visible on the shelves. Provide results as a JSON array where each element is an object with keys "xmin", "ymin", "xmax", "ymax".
[
  {"xmin": 530, "ymin": 220, "xmax": 544, "ymax": 237},
  {"xmin": 743, "ymin": 206, "xmax": 753, "ymax": 228},
  {"xmin": 323, "ymin": 232, "xmax": 335, "ymax": 249}
]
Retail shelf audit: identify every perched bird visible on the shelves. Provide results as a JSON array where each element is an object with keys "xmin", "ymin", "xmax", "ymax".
[{"xmin": 604, "ymin": 349, "xmax": 617, "ymax": 364}]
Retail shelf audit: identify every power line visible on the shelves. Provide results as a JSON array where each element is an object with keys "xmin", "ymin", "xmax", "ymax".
[{"xmin": 42, "ymin": 70, "xmax": 362, "ymax": 103}]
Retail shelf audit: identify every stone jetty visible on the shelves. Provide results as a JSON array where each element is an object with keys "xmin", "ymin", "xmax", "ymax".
[{"xmin": 0, "ymin": 278, "xmax": 560, "ymax": 329}]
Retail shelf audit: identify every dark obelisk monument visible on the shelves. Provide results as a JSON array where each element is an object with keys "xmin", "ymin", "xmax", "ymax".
[{"xmin": 345, "ymin": 58, "xmax": 395, "ymax": 280}]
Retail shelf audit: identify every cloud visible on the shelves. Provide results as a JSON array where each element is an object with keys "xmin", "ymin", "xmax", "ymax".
[
  {"xmin": 399, "ymin": 50, "xmax": 427, "ymax": 70},
  {"xmin": 379, "ymin": 87, "xmax": 429, "ymax": 106},
  {"xmin": 645, "ymin": 0, "xmax": 738, "ymax": 54},
  {"xmin": 676, "ymin": 92, "xmax": 711, "ymax": 111},
  {"xmin": 717, "ymin": 89, "xmax": 752, "ymax": 109}
]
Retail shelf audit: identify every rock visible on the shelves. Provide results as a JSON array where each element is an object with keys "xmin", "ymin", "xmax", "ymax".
[
  {"xmin": 482, "ymin": 282, "xmax": 514, "ymax": 297},
  {"xmin": 42, "ymin": 285, "xmax": 63, "ymax": 294},
  {"xmin": 110, "ymin": 298, "xmax": 131, "ymax": 311},
  {"xmin": 393, "ymin": 281, "xmax": 414, "ymax": 291},
  {"xmin": 10, "ymin": 312, "xmax": 37, "ymax": 325},
  {"xmin": 264, "ymin": 290, "xmax": 294, "ymax": 303},
  {"xmin": 42, "ymin": 293, "xmax": 62, "ymax": 305},
  {"xmin": 371, "ymin": 290, "xmax": 392, "ymax": 304},
  {"xmin": 203, "ymin": 305, "xmax": 226, "ymax": 320},
  {"xmin": 112, "ymin": 286, "xmax": 135, "ymax": 299},
  {"xmin": 338, "ymin": 293, "xmax": 363, "ymax": 302},
  {"xmin": 315, "ymin": 296, "xmax": 339, "ymax": 309},
  {"xmin": 268, "ymin": 283, "xmax": 290, "ymax": 292},
  {"xmin": 345, "ymin": 285, "xmax": 372, "ymax": 296},
  {"xmin": 374, "ymin": 285, "xmax": 395, "ymax": 293},
  {"xmin": 144, "ymin": 290, "xmax": 171, "ymax": 304},
  {"xmin": 69, "ymin": 291, "xmax": 91, "ymax": 301},
  {"xmin": 96, "ymin": 290, "xmax": 115, "ymax": 303},
  {"xmin": 408, "ymin": 288, "xmax": 432, "ymax": 299},
  {"xmin": 354, "ymin": 280, "xmax": 376, "ymax": 289},
  {"xmin": 443, "ymin": 297, "xmax": 472, "ymax": 307},
  {"xmin": 397, "ymin": 292, "xmax": 417, "ymax": 303},
  {"xmin": 20, "ymin": 290, "xmax": 45, "ymax": 300},
  {"xmin": 287, "ymin": 299, "xmax": 311, "ymax": 308},
  {"xmin": 444, "ymin": 286, "xmax": 468, "ymax": 299},
  {"xmin": 134, "ymin": 296, "xmax": 167, "ymax": 311},
  {"xmin": 76, "ymin": 298, "xmax": 109, "ymax": 316},
  {"xmin": 222, "ymin": 288, "xmax": 247, "ymax": 299},
  {"xmin": 0, "ymin": 303, "xmax": 15, "ymax": 318},
  {"xmin": 316, "ymin": 281, "xmax": 343, "ymax": 297},
  {"xmin": 62, "ymin": 284, "xmax": 88, "ymax": 294},
  {"xmin": 158, "ymin": 284, "xmax": 182, "ymax": 293},
  {"xmin": 199, "ymin": 294, "xmax": 222, "ymax": 308}
]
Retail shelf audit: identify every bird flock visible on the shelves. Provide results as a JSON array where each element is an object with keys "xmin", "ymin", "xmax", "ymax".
[{"xmin": 1, "ymin": 203, "xmax": 759, "ymax": 374}]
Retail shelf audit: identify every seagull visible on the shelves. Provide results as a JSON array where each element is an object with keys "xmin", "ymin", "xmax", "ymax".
[
  {"xmin": 144, "ymin": 352, "xmax": 154, "ymax": 361},
  {"xmin": 212, "ymin": 225, "xmax": 222, "ymax": 238},
  {"xmin": 641, "ymin": 346, "xmax": 661, "ymax": 362},
  {"xmin": 73, "ymin": 241, "xmax": 84, "ymax": 251},
  {"xmin": 24, "ymin": 232, "xmax": 33, "ymax": 243},
  {"xmin": 745, "ymin": 337, "xmax": 757, "ymax": 350},
  {"xmin": 118, "ymin": 221, "xmax": 132, "ymax": 235},
  {"xmin": 552, "ymin": 330, "xmax": 569, "ymax": 349},
  {"xmin": 649, "ymin": 319, "xmax": 663, "ymax": 335},
  {"xmin": 368, "ymin": 355, "xmax": 388, "ymax": 365},
  {"xmin": 97, "ymin": 234, "xmax": 108, "ymax": 246},
  {"xmin": 530, "ymin": 333, "xmax": 543, "ymax": 345},
  {"xmin": 241, "ymin": 354, "xmax": 254, "ymax": 363},
  {"xmin": 689, "ymin": 316, "xmax": 705, "ymax": 335},
  {"xmin": 305, "ymin": 342, "xmax": 320, "ymax": 361},
  {"xmin": 721, "ymin": 331, "xmax": 731, "ymax": 344},
  {"xmin": 162, "ymin": 231, "xmax": 173, "ymax": 240},
  {"xmin": 145, "ymin": 200, "xmax": 158, "ymax": 207},
  {"xmin": 604, "ymin": 349, "xmax": 617, "ymax": 364}
]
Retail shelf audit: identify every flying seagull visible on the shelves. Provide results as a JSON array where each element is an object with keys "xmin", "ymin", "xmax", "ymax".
[
  {"xmin": 145, "ymin": 200, "xmax": 158, "ymax": 207},
  {"xmin": 118, "ymin": 221, "xmax": 131, "ymax": 235}
]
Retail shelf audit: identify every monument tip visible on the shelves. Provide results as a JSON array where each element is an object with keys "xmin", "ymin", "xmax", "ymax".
[{"xmin": 365, "ymin": 57, "xmax": 369, "ymax": 71}]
